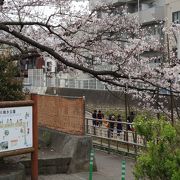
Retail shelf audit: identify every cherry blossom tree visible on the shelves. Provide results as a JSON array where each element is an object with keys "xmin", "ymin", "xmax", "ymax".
[{"xmin": 0, "ymin": 0, "xmax": 180, "ymax": 121}]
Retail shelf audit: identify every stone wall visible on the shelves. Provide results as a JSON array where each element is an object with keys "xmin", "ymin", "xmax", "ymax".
[{"xmin": 34, "ymin": 94, "xmax": 85, "ymax": 135}]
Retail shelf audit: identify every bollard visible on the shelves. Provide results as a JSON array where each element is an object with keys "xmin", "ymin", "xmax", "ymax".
[
  {"xmin": 121, "ymin": 160, "xmax": 126, "ymax": 180},
  {"xmin": 89, "ymin": 149, "xmax": 95, "ymax": 180}
]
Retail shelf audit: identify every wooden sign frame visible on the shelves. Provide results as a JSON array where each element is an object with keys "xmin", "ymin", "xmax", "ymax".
[{"xmin": 0, "ymin": 96, "xmax": 38, "ymax": 180}]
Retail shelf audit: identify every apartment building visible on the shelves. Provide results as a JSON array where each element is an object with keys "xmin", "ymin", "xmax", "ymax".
[
  {"xmin": 89, "ymin": 0, "xmax": 180, "ymax": 60},
  {"xmin": 166, "ymin": 0, "xmax": 180, "ymax": 26},
  {"xmin": 166, "ymin": 0, "xmax": 180, "ymax": 59},
  {"xmin": 90, "ymin": 0, "xmax": 180, "ymax": 24}
]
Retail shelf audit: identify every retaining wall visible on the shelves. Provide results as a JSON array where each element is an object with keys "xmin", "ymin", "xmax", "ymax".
[
  {"xmin": 46, "ymin": 88, "xmax": 129, "ymax": 108},
  {"xmin": 45, "ymin": 88, "xmax": 141, "ymax": 112},
  {"xmin": 20, "ymin": 127, "xmax": 96, "ymax": 175}
]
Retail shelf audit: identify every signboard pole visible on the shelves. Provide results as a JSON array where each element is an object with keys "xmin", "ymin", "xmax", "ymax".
[{"xmin": 31, "ymin": 94, "xmax": 38, "ymax": 180}]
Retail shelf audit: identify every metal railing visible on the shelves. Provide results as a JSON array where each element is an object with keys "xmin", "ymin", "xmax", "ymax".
[
  {"xmin": 85, "ymin": 117, "xmax": 146, "ymax": 155},
  {"xmin": 24, "ymin": 69, "xmax": 107, "ymax": 89},
  {"xmin": 23, "ymin": 69, "xmax": 126, "ymax": 91}
]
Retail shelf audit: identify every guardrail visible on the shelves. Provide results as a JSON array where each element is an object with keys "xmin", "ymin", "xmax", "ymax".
[{"xmin": 85, "ymin": 117, "xmax": 146, "ymax": 155}]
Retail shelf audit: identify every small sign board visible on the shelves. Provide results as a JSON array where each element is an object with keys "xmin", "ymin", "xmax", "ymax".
[{"xmin": 0, "ymin": 106, "xmax": 33, "ymax": 152}]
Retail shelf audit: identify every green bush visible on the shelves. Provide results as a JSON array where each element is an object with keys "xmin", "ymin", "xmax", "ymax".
[{"xmin": 134, "ymin": 114, "xmax": 180, "ymax": 180}]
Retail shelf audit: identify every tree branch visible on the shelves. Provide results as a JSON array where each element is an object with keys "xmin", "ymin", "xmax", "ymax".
[
  {"xmin": 0, "ymin": 24, "xmax": 179, "ymax": 94},
  {"xmin": 0, "ymin": 40, "xmax": 23, "ymax": 52}
]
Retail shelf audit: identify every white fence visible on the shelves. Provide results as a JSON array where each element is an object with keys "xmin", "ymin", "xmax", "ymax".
[
  {"xmin": 24, "ymin": 69, "xmax": 122, "ymax": 91},
  {"xmin": 23, "ymin": 69, "xmax": 171, "ymax": 95}
]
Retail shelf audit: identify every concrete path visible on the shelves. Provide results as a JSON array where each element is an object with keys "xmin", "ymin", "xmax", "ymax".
[{"xmin": 27, "ymin": 150, "xmax": 135, "ymax": 180}]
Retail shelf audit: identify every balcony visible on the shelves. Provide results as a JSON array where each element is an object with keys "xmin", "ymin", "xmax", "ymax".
[
  {"xmin": 133, "ymin": 6, "xmax": 165, "ymax": 24},
  {"xmin": 89, "ymin": 0, "xmax": 128, "ymax": 10}
]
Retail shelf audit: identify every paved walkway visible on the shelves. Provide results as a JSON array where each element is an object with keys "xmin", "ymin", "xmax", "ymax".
[{"xmin": 28, "ymin": 150, "xmax": 135, "ymax": 180}]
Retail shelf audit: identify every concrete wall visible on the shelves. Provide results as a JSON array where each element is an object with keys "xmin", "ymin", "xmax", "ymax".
[
  {"xmin": 165, "ymin": 0, "xmax": 180, "ymax": 27},
  {"xmin": 45, "ymin": 88, "xmax": 178, "ymax": 114},
  {"xmin": 21, "ymin": 127, "xmax": 96, "ymax": 175},
  {"xmin": 0, "ymin": 161, "xmax": 25, "ymax": 180},
  {"xmin": 35, "ymin": 94, "xmax": 85, "ymax": 135},
  {"xmin": 46, "ymin": 87, "xmax": 136, "ymax": 110},
  {"xmin": 39, "ymin": 127, "xmax": 95, "ymax": 173}
]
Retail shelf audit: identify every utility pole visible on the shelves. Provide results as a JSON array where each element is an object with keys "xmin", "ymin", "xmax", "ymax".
[
  {"xmin": 167, "ymin": 34, "xmax": 174, "ymax": 126},
  {"xmin": 124, "ymin": 85, "xmax": 129, "ymax": 152},
  {"xmin": 170, "ymin": 84, "xmax": 174, "ymax": 126},
  {"xmin": 176, "ymin": 28, "xmax": 180, "ymax": 59}
]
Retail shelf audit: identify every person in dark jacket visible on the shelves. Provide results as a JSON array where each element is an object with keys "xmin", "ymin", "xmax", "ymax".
[
  {"xmin": 117, "ymin": 114, "xmax": 122, "ymax": 136},
  {"xmin": 127, "ymin": 111, "xmax": 135, "ymax": 131},
  {"xmin": 109, "ymin": 115, "xmax": 115, "ymax": 137},
  {"xmin": 92, "ymin": 110, "xmax": 97, "ymax": 135},
  {"xmin": 92, "ymin": 110, "xmax": 97, "ymax": 126},
  {"xmin": 97, "ymin": 110, "xmax": 102, "ymax": 126}
]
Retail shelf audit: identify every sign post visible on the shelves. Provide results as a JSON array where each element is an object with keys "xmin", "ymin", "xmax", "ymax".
[
  {"xmin": 31, "ymin": 94, "xmax": 38, "ymax": 180},
  {"xmin": 0, "ymin": 100, "xmax": 38, "ymax": 180}
]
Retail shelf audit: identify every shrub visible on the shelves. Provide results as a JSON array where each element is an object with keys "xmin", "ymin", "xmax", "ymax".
[{"xmin": 134, "ymin": 115, "xmax": 180, "ymax": 180}]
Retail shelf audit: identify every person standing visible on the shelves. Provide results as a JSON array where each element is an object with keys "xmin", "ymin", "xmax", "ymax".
[
  {"xmin": 92, "ymin": 110, "xmax": 97, "ymax": 135},
  {"xmin": 117, "ymin": 114, "xmax": 122, "ymax": 136},
  {"xmin": 92, "ymin": 110, "xmax": 97, "ymax": 126},
  {"xmin": 127, "ymin": 111, "xmax": 135, "ymax": 131},
  {"xmin": 109, "ymin": 115, "xmax": 115, "ymax": 138},
  {"xmin": 97, "ymin": 110, "xmax": 102, "ymax": 127}
]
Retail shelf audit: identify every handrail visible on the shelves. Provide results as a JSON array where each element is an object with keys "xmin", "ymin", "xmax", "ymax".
[{"xmin": 85, "ymin": 117, "xmax": 146, "ymax": 155}]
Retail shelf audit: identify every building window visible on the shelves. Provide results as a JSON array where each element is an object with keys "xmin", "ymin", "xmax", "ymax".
[
  {"xmin": 172, "ymin": 11, "xmax": 180, "ymax": 24},
  {"xmin": 46, "ymin": 61, "xmax": 52, "ymax": 72}
]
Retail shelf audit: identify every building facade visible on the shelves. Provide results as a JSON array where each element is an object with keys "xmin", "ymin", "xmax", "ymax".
[
  {"xmin": 89, "ymin": 0, "xmax": 180, "ymax": 31},
  {"xmin": 89, "ymin": 0, "xmax": 180, "ymax": 57}
]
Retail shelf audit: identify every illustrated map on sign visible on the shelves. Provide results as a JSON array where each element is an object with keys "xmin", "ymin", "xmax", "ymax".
[{"xmin": 0, "ymin": 106, "xmax": 33, "ymax": 152}]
